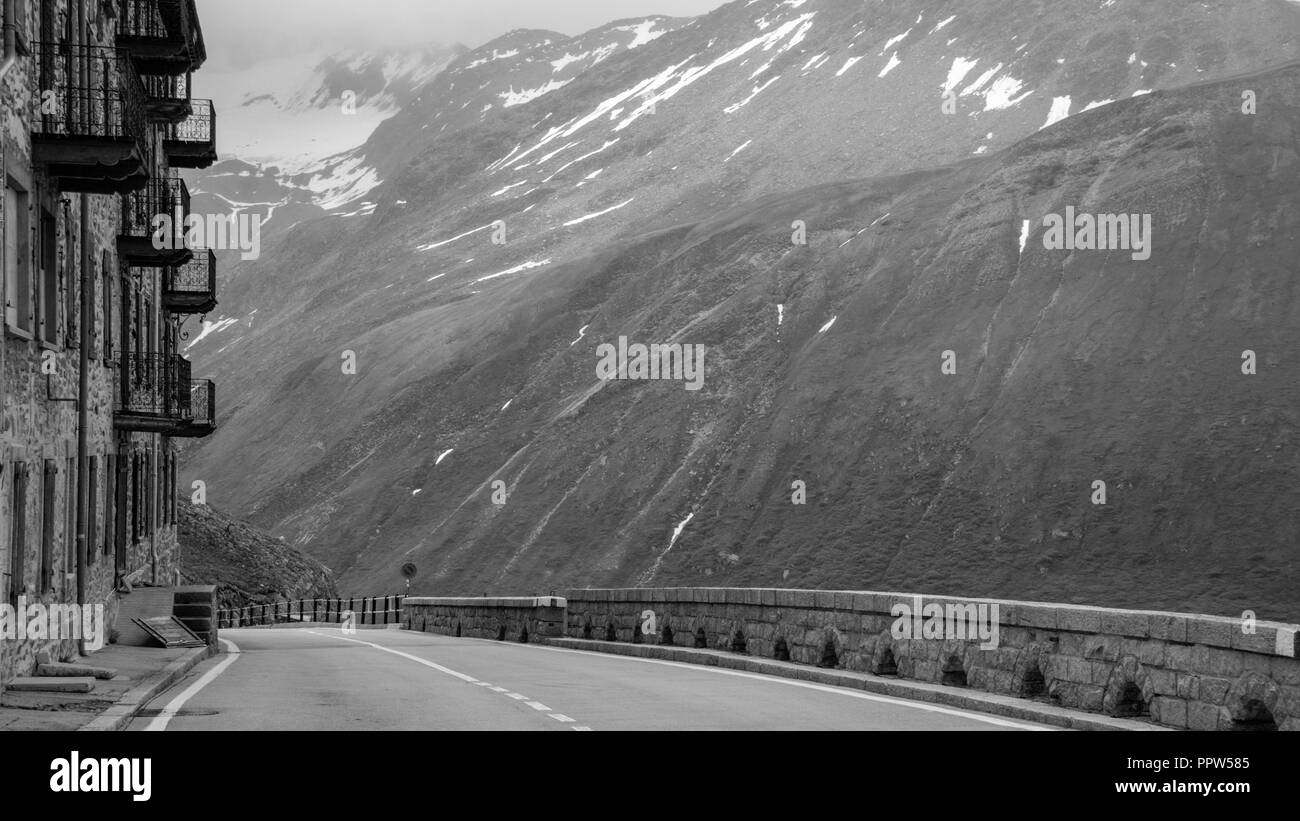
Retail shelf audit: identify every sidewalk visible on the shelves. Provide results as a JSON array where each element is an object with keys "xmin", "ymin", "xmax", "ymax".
[{"xmin": 0, "ymin": 643, "xmax": 214, "ymax": 732}]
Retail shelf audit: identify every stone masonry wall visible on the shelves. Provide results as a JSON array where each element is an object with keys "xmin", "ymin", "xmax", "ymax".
[
  {"xmin": 403, "ymin": 597, "xmax": 567, "ymax": 642},
  {"xmin": 558, "ymin": 588, "xmax": 1299, "ymax": 731},
  {"xmin": 1, "ymin": 0, "xmax": 184, "ymax": 686}
]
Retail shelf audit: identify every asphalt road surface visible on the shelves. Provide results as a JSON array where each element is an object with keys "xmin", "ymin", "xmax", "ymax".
[{"xmin": 127, "ymin": 627, "xmax": 1056, "ymax": 731}]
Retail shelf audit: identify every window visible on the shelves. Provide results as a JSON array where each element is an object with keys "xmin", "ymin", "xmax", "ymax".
[
  {"xmin": 130, "ymin": 454, "xmax": 138, "ymax": 545},
  {"xmin": 101, "ymin": 252, "xmax": 114, "ymax": 363},
  {"xmin": 87, "ymin": 456, "xmax": 99, "ymax": 567},
  {"xmin": 65, "ymin": 457, "xmax": 75, "ymax": 587},
  {"xmin": 41, "ymin": 460, "xmax": 57, "ymax": 593},
  {"xmin": 3, "ymin": 181, "xmax": 33, "ymax": 336},
  {"xmin": 39, "ymin": 206, "xmax": 58, "ymax": 346},
  {"xmin": 134, "ymin": 290, "xmax": 144, "ymax": 357},
  {"xmin": 64, "ymin": 216, "xmax": 77, "ymax": 349},
  {"xmin": 8, "ymin": 463, "xmax": 29, "ymax": 605},
  {"xmin": 114, "ymin": 454, "xmax": 128, "ymax": 571},
  {"xmin": 144, "ymin": 297, "xmax": 154, "ymax": 356},
  {"xmin": 104, "ymin": 454, "xmax": 116, "ymax": 556},
  {"xmin": 145, "ymin": 451, "xmax": 154, "ymax": 537}
]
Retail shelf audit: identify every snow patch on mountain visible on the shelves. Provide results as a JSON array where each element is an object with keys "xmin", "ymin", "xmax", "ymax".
[
  {"xmin": 500, "ymin": 78, "xmax": 573, "ymax": 107},
  {"xmin": 563, "ymin": 198, "xmax": 635, "ymax": 226},
  {"xmin": 1042, "ymin": 95, "xmax": 1072, "ymax": 129}
]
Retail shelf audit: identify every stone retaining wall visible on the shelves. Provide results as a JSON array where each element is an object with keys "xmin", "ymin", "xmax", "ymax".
[
  {"xmin": 402, "ymin": 596, "xmax": 566, "ymax": 642},
  {"xmin": 561, "ymin": 589, "xmax": 1300, "ymax": 731}
]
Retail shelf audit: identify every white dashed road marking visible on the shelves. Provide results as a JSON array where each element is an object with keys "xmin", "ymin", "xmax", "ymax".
[{"xmin": 303, "ymin": 629, "xmax": 591, "ymax": 730}]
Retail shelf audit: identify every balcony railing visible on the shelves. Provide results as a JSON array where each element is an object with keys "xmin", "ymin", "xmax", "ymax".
[
  {"xmin": 175, "ymin": 379, "xmax": 217, "ymax": 438},
  {"xmin": 114, "ymin": 353, "xmax": 193, "ymax": 429},
  {"xmin": 30, "ymin": 42, "xmax": 151, "ymax": 193},
  {"xmin": 117, "ymin": 0, "xmax": 207, "ymax": 75},
  {"xmin": 119, "ymin": 172, "xmax": 193, "ymax": 266},
  {"xmin": 164, "ymin": 99, "xmax": 217, "ymax": 168},
  {"xmin": 164, "ymin": 248, "xmax": 218, "ymax": 315},
  {"xmin": 142, "ymin": 70, "xmax": 192, "ymax": 123}
]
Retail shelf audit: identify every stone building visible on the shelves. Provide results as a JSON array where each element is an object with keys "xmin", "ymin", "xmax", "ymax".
[{"xmin": 1, "ymin": 0, "xmax": 218, "ymax": 684}]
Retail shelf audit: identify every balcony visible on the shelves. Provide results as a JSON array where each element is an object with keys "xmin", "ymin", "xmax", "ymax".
[
  {"xmin": 164, "ymin": 248, "xmax": 218, "ymax": 315},
  {"xmin": 172, "ymin": 380, "xmax": 217, "ymax": 439},
  {"xmin": 30, "ymin": 43, "xmax": 151, "ymax": 194},
  {"xmin": 116, "ymin": 0, "xmax": 207, "ymax": 75},
  {"xmin": 114, "ymin": 354, "xmax": 193, "ymax": 433},
  {"xmin": 142, "ymin": 71, "xmax": 192, "ymax": 123},
  {"xmin": 164, "ymin": 99, "xmax": 217, "ymax": 168},
  {"xmin": 119, "ymin": 172, "xmax": 193, "ymax": 267}
]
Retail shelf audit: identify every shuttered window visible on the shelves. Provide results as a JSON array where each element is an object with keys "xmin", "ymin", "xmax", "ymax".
[{"xmin": 8, "ymin": 463, "xmax": 29, "ymax": 605}]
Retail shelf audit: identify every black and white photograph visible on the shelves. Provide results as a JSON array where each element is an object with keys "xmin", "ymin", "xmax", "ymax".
[{"xmin": 0, "ymin": 0, "xmax": 1297, "ymax": 803}]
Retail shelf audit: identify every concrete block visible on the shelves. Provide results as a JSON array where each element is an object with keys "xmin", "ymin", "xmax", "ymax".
[
  {"xmin": 1148, "ymin": 615, "xmax": 1189, "ymax": 644},
  {"xmin": 8, "ymin": 677, "xmax": 96, "ymax": 693},
  {"xmin": 1230, "ymin": 628, "xmax": 1280, "ymax": 656},
  {"xmin": 36, "ymin": 663, "xmax": 117, "ymax": 680},
  {"xmin": 1015, "ymin": 605, "xmax": 1058, "ymax": 630},
  {"xmin": 1058, "ymin": 608, "xmax": 1102, "ymax": 633},
  {"xmin": 1187, "ymin": 618, "xmax": 1234, "ymax": 649},
  {"xmin": 1099, "ymin": 611, "xmax": 1149, "ymax": 638},
  {"xmin": 814, "ymin": 590, "xmax": 837, "ymax": 610}
]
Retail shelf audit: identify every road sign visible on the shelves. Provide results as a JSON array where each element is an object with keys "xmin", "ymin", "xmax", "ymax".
[{"xmin": 400, "ymin": 562, "xmax": 418, "ymax": 580}]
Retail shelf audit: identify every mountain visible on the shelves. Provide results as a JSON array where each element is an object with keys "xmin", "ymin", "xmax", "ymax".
[
  {"xmin": 182, "ymin": 0, "xmax": 1300, "ymax": 619},
  {"xmin": 186, "ymin": 43, "xmax": 464, "ymax": 244},
  {"xmin": 178, "ymin": 501, "xmax": 338, "ymax": 612}
]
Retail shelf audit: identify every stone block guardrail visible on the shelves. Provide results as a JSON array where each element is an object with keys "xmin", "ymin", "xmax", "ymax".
[
  {"xmin": 402, "ymin": 588, "xmax": 1300, "ymax": 731},
  {"xmin": 402, "ymin": 597, "xmax": 566, "ymax": 642}
]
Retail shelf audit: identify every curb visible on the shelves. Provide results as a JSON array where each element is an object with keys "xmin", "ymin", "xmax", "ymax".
[
  {"xmin": 535, "ymin": 637, "xmax": 1168, "ymax": 731},
  {"xmin": 79, "ymin": 644, "xmax": 217, "ymax": 732},
  {"xmin": 223, "ymin": 622, "xmax": 401, "ymax": 630}
]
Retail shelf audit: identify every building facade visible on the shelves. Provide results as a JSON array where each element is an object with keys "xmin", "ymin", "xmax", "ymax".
[{"xmin": 1, "ymin": 0, "xmax": 218, "ymax": 684}]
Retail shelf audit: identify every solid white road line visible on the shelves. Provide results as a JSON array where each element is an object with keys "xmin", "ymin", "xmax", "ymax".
[
  {"xmin": 144, "ymin": 638, "xmax": 242, "ymax": 732},
  {"xmin": 303, "ymin": 630, "xmax": 478, "ymax": 682},
  {"xmin": 502, "ymin": 641, "xmax": 1054, "ymax": 730}
]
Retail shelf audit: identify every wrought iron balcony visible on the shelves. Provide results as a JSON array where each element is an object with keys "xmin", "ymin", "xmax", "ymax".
[
  {"xmin": 164, "ymin": 99, "xmax": 217, "ymax": 168},
  {"xmin": 116, "ymin": 0, "xmax": 207, "ymax": 75},
  {"xmin": 30, "ymin": 42, "xmax": 151, "ymax": 194},
  {"xmin": 119, "ymin": 172, "xmax": 193, "ymax": 267},
  {"xmin": 164, "ymin": 248, "xmax": 218, "ymax": 315},
  {"xmin": 114, "ymin": 354, "xmax": 194, "ymax": 433},
  {"xmin": 173, "ymin": 380, "xmax": 217, "ymax": 438},
  {"xmin": 142, "ymin": 70, "xmax": 192, "ymax": 123}
]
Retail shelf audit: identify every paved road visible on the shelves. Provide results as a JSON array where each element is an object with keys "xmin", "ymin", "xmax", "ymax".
[{"xmin": 128, "ymin": 628, "xmax": 1055, "ymax": 731}]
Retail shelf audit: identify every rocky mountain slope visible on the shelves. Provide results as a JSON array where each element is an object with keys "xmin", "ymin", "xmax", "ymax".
[
  {"xmin": 181, "ymin": 0, "xmax": 1300, "ymax": 618},
  {"xmin": 178, "ymin": 502, "xmax": 338, "ymax": 611}
]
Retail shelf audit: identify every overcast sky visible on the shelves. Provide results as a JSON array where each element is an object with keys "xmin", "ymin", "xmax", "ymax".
[{"xmin": 201, "ymin": 0, "xmax": 730, "ymax": 69}]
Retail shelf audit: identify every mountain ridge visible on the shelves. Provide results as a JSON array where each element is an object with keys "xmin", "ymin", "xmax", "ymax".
[{"xmin": 181, "ymin": 0, "xmax": 1300, "ymax": 619}]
